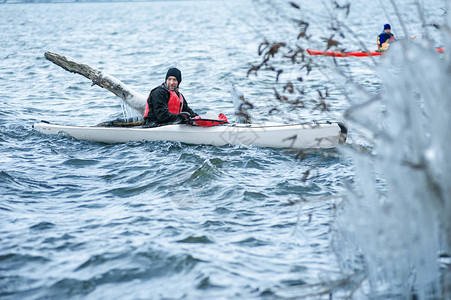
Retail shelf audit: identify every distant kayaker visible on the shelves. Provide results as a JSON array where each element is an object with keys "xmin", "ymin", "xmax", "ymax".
[
  {"xmin": 377, "ymin": 24, "xmax": 395, "ymax": 51},
  {"xmin": 143, "ymin": 68, "xmax": 198, "ymax": 127}
]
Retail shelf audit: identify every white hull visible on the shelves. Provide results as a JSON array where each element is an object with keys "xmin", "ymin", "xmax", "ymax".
[{"xmin": 33, "ymin": 122, "xmax": 347, "ymax": 149}]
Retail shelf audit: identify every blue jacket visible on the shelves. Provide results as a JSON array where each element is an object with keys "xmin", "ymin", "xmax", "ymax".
[{"xmin": 377, "ymin": 32, "xmax": 395, "ymax": 51}]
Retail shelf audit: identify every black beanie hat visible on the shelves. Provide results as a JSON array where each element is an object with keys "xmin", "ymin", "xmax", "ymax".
[
  {"xmin": 165, "ymin": 68, "xmax": 182, "ymax": 84},
  {"xmin": 384, "ymin": 24, "xmax": 391, "ymax": 30}
]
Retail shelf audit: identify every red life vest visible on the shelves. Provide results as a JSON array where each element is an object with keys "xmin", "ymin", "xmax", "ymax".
[
  {"xmin": 144, "ymin": 95, "xmax": 151, "ymax": 118},
  {"xmin": 144, "ymin": 89, "xmax": 183, "ymax": 118},
  {"xmin": 167, "ymin": 90, "xmax": 183, "ymax": 114}
]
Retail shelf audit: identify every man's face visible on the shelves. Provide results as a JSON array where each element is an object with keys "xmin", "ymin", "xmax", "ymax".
[
  {"xmin": 166, "ymin": 76, "xmax": 178, "ymax": 91},
  {"xmin": 385, "ymin": 28, "xmax": 391, "ymax": 34}
]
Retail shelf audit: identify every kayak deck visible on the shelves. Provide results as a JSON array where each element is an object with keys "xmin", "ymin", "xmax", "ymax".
[{"xmin": 33, "ymin": 121, "xmax": 347, "ymax": 149}]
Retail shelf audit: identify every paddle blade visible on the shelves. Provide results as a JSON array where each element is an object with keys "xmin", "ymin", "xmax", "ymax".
[{"xmin": 192, "ymin": 114, "xmax": 228, "ymax": 127}]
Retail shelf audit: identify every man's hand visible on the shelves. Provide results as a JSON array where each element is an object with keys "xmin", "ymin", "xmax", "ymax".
[{"xmin": 176, "ymin": 112, "xmax": 191, "ymax": 124}]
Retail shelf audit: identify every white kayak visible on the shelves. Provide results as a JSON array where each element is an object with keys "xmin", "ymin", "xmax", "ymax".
[{"xmin": 33, "ymin": 121, "xmax": 347, "ymax": 149}]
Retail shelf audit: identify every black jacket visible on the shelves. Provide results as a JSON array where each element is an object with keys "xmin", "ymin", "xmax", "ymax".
[{"xmin": 144, "ymin": 84, "xmax": 197, "ymax": 125}]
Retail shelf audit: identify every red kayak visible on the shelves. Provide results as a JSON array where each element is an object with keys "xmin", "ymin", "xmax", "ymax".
[
  {"xmin": 307, "ymin": 47, "xmax": 445, "ymax": 57},
  {"xmin": 306, "ymin": 49, "xmax": 382, "ymax": 57}
]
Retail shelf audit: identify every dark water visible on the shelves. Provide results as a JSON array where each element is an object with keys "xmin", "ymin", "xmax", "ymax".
[{"xmin": 0, "ymin": 0, "xmax": 444, "ymax": 299}]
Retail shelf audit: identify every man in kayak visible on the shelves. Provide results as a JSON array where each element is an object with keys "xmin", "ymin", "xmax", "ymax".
[
  {"xmin": 377, "ymin": 24, "xmax": 395, "ymax": 51},
  {"xmin": 143, "ymin": 67, "xmax": 198, "ymax": 127}
]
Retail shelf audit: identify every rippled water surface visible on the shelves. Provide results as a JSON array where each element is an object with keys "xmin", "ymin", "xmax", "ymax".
[{"xmin": 1, "ymin": 0, "xmax": 445, "ymax": 299}]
